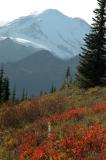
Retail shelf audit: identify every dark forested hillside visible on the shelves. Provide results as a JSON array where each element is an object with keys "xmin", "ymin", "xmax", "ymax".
[{"xmin": 5, "ymin": 50, "xmax": 79, "ymax": 96}]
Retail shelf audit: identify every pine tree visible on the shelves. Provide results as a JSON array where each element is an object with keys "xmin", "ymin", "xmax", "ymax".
[
  {"xmin": 44, "ymin": 91, "xmax": 47, "ymax": 95},
  {"xmin": 50, "ymin": 84, "xmax": 56, "ymax": 93},
  {"xmin": 0, "ymin": 67, "xmax": 4, "ymax": 101},
  {"xmin": 25, "ymin": 91, "xmax": 28, "ymax": 100},
  {"xmin": 76, "ymin": 0, "xmax": 106, "ymax": 88},
  {"xmin": 65, "ymin": 66, "xmax": 72, "ymax": 87},
  {"xmin": 60, "ymin": 66, "xmax": 72, "ymax": 90},
  {"xmin": 60, "ymin": 80, "xmax": 66, "ymax": 90},
  {"xmin": 0, "ymin": 67, "xmax": 10, "ymax": 102},
  {"xmin": 2, "ymin": 77, "xmax": 10, "ymax": 102},
  {"xmin": 21, "ymin": 88, "xmax": 25, "ymax": 101},
  {"xmin": 12, "ymin": 83, "xmax": 16, "ymax": 102},
  {"xmin": 40, "ymin": 90, "xmax": 43, "ymax": 96}
]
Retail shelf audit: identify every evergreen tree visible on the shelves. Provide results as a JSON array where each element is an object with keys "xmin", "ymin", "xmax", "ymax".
[
  {"xmin": 12, "ymin": 83, "xmax": 16, "ymax": 102},
  {"xmin": 0, "ymin": 67, "xmax": 4, "ymax": 101},
  {"xmin": 40, "ymin": 90, "xmax": 43, "ymax": 96},
  {"xmin": 25, "ymin": 91, "xmax": 28, "ymax": 100},
  {"xmin": 21, "ymin": 88, "xmax": 25, "ymax": 101},
  {"xmin": 44, "ymin": 91, "xmax": 47, "ymax": 95},
  {"xmin": 60, "ymin": 66, "xmax": 72, "ymax": 90},
  {"xmin": 50, "ymin": 84, "xmax": 56, "ymax": 93},
  {"xmin": 65, "ymin": 66, "xmax": 72, "ymax": 86},
  {"xmin": 0, "ymin": 67, "xmax": 10, "ymax": 102},
  {"xmin": 60, "ymin": 80, "xmax": 66, "ymax": 90},
  {"xmin": 76, "ymin": 0, "xmax": 106, "ymax": 88},
  {"xmin": 2, "ymin": 77, "xmax": 10, "ymax": 102}
]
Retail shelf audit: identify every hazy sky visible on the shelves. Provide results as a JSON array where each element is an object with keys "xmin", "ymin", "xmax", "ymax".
[{"xmin": 0, "ymin": 0, "xmax": 98, "ymax": 24}]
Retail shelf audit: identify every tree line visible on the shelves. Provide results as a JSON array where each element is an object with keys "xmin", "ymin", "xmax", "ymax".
[
  {"xmin": 0, "ymin": 67, "xmax": 29, "ymax": 103},
  {"xmin": 0, "ymin": 0, "xmax": 105, "ymax": 102},
  {"xmin": 0, "ymin": 65, "xmax": 72, "ymax": 102}
]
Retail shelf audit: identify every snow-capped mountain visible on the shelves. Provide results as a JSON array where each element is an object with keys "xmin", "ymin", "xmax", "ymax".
[
  {"xmin": 0, "ymin": 21, "xmax": 7, "ymax": 26},
  {"xmin": 0, "ymin": 9, "xmax": 90, "ymax": 59}
]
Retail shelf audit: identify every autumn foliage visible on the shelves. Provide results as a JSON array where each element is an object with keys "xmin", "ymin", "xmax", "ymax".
[
  {"xmin": 1, "ymin": 88, "xmax": 106, "ymax": 160},
  {"xmin": 0, "ymin": 94, "xmax": 66, "ymax": 128},
  {"xmin": 17, "ymin": 101, "xmax": 106, "ymax": 160}
]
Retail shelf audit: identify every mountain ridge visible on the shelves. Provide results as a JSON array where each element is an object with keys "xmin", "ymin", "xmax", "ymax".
[
  {"xmin": 0, "ymin": 37, "xmax": 38, "ymax": 63},
  {"xmin": 0, "ymin": 9, "xmax": 90, "ymax": 60},
  {"xmin": 5, "ymin": 50, "xmax": 79, "ymax": 96}
]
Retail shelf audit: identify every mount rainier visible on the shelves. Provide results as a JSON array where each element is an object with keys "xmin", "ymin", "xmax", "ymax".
[
  {"xmin": 0, "ymin": 9, "xmax": 90, "ymax": 95},
  {"xmin": 0, "ymin": 9, "xmax": 90, "ymax": 60}
]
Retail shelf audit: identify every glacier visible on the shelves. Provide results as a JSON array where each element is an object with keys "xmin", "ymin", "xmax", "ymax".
[{"xmin": 0, "ymin": 9, "xmax": 90, "ymax": 59}]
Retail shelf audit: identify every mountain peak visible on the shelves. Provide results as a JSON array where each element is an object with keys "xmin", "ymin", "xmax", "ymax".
[
  {"xmin": 33, "ymin": 9, "xmax": 69, "ymax": 20},
  {"xmin": 31, "ymin": 9, "xmax": 65, "ymax": 16},
  {"xmin": 39, "ymin": 9, "xmax": 64, "ymax": 15},
  {"xmin": 0, "ymin": 9, "xmax": 90, "ymax": 59}
]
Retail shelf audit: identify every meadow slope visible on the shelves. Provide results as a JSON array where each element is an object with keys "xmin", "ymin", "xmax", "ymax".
[{"xmin": 0, "ymin": 86, "xmax": 106, "ymax": 159}]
